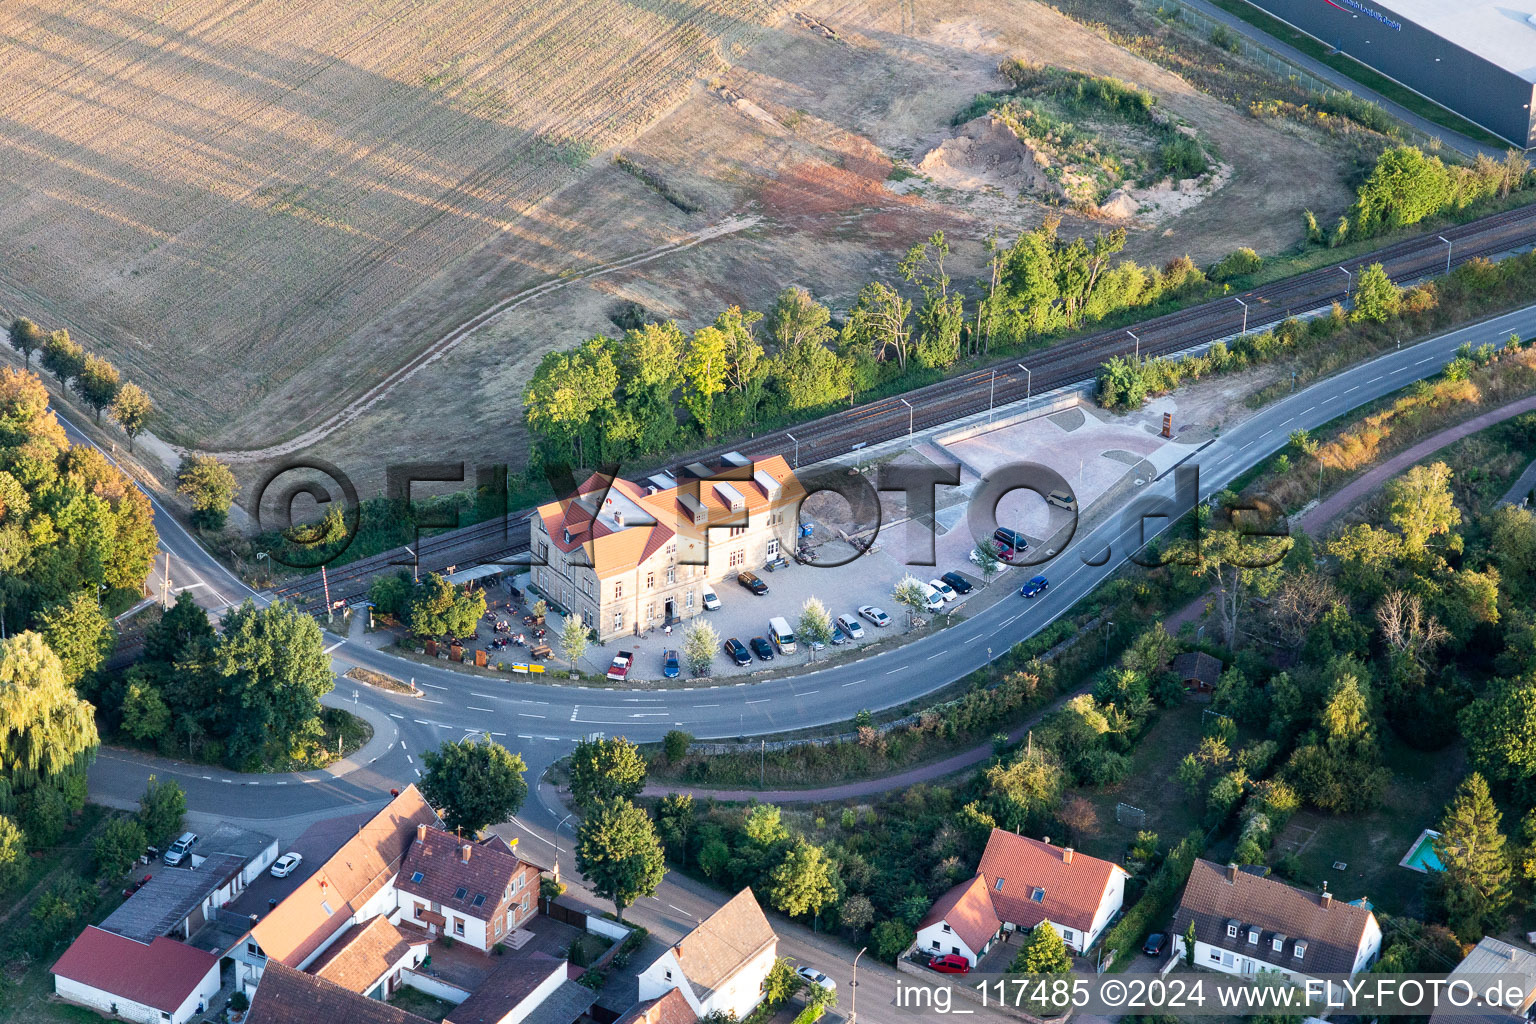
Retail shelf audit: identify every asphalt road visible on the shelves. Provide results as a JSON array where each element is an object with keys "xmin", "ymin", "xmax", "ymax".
[{"xmin": 81, "ymin": 302, "xmax": 1536, "ymax": 819}]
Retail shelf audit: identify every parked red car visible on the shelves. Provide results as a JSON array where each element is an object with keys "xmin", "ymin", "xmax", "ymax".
[{"xmin": 928, "ymin": 954, "xmax": 971, "ymax": 974}]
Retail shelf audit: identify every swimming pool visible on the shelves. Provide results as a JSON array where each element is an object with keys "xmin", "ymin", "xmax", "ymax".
[{"xmin": 1400, "ymin": 829, "xmax": 1445, "ymax": 873}]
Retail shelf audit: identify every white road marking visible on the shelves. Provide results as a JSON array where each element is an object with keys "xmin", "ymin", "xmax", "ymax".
[
  {"xmin": 1416, "ymin": 356, "xmax": 1436, "ymax": 365},
  {"xmin": 746, "ymin": 699, "xmax": 769, "ymax": 705},
  {"xmin": 419, "ymin": 698, "xmax": 443, "ymax": 705},
  {"xmin": 322, "ymin": 641, "xmax": 344, "ymax": 654},
  {"xmin": 419, "ymin": 682, "xmax": 447, "ymax": 690},
  {"xmin": 519, "ymin": 713, "xmax": 546, "ymax": 719},
  {"xmin": 1367, "ymin": 375, "xmax": 1383, "ymax": 383},
  {"xmin": 693, "ymin": 704, "xmax": 720, "ymax": 708},
  {"xmin": 885, "ymin": 667, "xmax": 902, "ymax": 675},
  {"xmin": 472, "ymin": 692, "xmax": 501, "ymax": 699},
  {"xmin": 1344, "ymin": 386, "xmax": 1358, "ymax": 394},
  {"xmin": 389, "ymin": 713, "xmax": 404, "ymax": 720},
  {"xmin": 414, "ymin": 720, "xmax": 430, "ymax": 725},
  {"xmin": 800, "ymin": 689, "xmax": 818, "ymax": 696},
  {"xmin": 927, "ymin": 652, "xmax": 945, "ymax": 661},
  {"xmin": 467, "ymin": 706, "xmax": 493, "ymax": 713},
  {"xmin": 406, "ymin": 755, "xmax": 413, "ymax": 764}
]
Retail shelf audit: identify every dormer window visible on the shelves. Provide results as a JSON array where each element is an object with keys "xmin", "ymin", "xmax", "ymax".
[
  {"xmin": 1247, "ymin": 928, "xmax": 1260, "ymax": 944},
  {"xmin": 1226, "ymin": 920, "xmax": 1240, "ymax": 938},
  {"xmin": 320, "ymin": 901, "xmax": 333, "ymax": 916},
  {"xmin": 473, "ymin": 894, "xmax": 486, "ymax": 907},
  {"xmin": 1294, "ymin": 940, "xmax": 1307, "ymax": 961},
  {"xmin": 994, "ymin": 878, "xmax": 1005, "ymax": 891},
  {"xmin": 1030, "ymin": 888, "xmax": 1046, "ymax": 903},
  {"xmin": 563, "ymin": 529, "xmax": 571, "ymax": 544},
  {"xmin": 1273, "ymin": 934, "xmax": 1287, "ymax": 953}
]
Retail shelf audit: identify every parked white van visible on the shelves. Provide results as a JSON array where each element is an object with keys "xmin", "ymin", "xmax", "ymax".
[{"xmin": 768, "ymin": 616, "xmax": 797, "ymax": 654}]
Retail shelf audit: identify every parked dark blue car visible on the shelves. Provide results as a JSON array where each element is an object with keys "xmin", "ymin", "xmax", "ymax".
[{"xmin": 662, "ymin": 650, "xmax": 681, "ymax": 678}]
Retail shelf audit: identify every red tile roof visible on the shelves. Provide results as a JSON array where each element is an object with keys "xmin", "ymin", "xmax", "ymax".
[
  {"xmin": 247, "ymin": 961, "xmax": 432, "ymax": 1024},
  {"xmin": 918, "ymin": 873, "xmax": 1002, "ymax": 955},
  {"xmin": 306, "ymin": 916, "xmax": 425, "ymax": 993},
  {"xmin": 976, "ymin": 830, "xmax": 1125, "ymax": 933},
  {"xmin": 616, "ymin": 988, "xmax": 697, "ymax": 1024},
  {"xmin": 397, "ymin": 827, "xmax": 534, "ymax": 923},
  {"xmin": 51, "ymin": 927, "xmax": 218, "ymax": 1013},
  {"xmin": 250, "ymin": 786, "xmax": 440, "ymax": 967},
  {"xmin": 444, "ymin": 951, "xmax": 564, "ymax": 1024}
]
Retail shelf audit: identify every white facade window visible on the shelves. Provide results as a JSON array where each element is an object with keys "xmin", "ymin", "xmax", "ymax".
[
  {"xmin": 767, "ymin": 538, "xmax": 779, "ymax": 558},
  {"xmin": 646, "ymin": 572, "xmax": 655, "ymax": 590},
  {"xmin": 685, "ymin": 592, "xmax": 694, "ymax": 610},
  {"xmin": 615, "ymin": 581, "xmax": 624, "ymax": 599},
  {"xmin": 1061, "ymin": 930, "xmax": 1074, "ymax": 944},
  {"xmin": 666, "ymin": 566, "xmax": 676, "ymax": 585}
]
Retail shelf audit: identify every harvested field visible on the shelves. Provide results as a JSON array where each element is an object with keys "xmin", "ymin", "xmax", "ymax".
[
  {"xmin": 0, "ymin": 0, "xmax": 791, "ymax": 445},
  {"xmin": 1, "ymin": 0, "xmax": 1364, "ymax": 501}
]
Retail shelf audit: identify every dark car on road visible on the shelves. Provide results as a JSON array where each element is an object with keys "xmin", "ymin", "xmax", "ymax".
[
  {"xmin": 724, "ymin": 638, "xmax": 752, "ymax": 666},
  {"xmin": 1021, "ymin": 575, "xmax": 1049, "ymax": 598},
  {"xmin": 750, "ymin": 636, "xmax": 775, "ymax": 661},
  {"xmin": 662, "ymin": 650, "xmax": 681, "ymax": 678},
  {"xmin": 1143, "ymin": 933, "xmax": 1168, "ymax": 957},
  {"xmin": 928, "ymin": 954, "xmax": 971, "ymax": 974},
  {"xmin": 737, "ymin": 571, "xmax": 769, "ymax": 596},
  {"xmin": 940, "ymin": 571, "xmax": 974, "ymax": 595}
]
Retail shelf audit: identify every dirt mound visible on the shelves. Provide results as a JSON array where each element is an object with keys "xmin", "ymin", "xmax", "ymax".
[
  {"xmin": 1098, "ymin": 189, "xmax": 1139, "ymax": 219},
  {"xmin": 916, "ymin": 116, "xmax": 1050, "ymax": 196}
]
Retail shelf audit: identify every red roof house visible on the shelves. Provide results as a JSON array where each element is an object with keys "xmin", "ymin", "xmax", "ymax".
[{"xmin": 51, "ymin": 926, "xmax": 221, "ymax": 1024}]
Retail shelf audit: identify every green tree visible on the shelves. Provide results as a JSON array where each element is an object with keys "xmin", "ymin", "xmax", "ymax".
[
  {"xmin": 844, "ymin": 281, "xmax": 913, "ymax": 370},
  {"xmin": 1385, "ymin": 462, "xmax": 1460, "ymax": 554},
  {"xmin": 574, "ymin": 797, "xmax": 666, "ymax": 921},
  {"xmin": 1436, "ymin": 773, "xmax": 1511, "ymax": 939},
  {"xmin": 40, "ymin": 330, "xmax": 85, "ymax": 390},
  {"xmin": 8, "ymin": 318, "xmax": 44, "ymax": 368},
  {"xmin": 121, "ymin": 680, "xmax": 171, "ymax": 743},
  {"xmin": 0, "ymin": 632, "xmax": 99, "ymax": 808},
  {"xmin": 403, "ymin": 573, "xmax": 486, "ymax": 639},
  {"xmin": 663, "ymin": 730, "xmax": 692, "ymax": 764},
  {"xmin": 682, "ymin": 619, "xmax": 719, "ymax": 677},
  {"xmin": 36, "ymin": 591, "xmax": 114, "ymax": 687},
  {"xmin": 745, "ymin": 803, "xmax": 789, "ymax": 846},
  {"xmin": 767, "ymin": 839, "xmax": 839, "ymax": 919},
  {"xmin": 1461, "ymin": 676, "xmax": 1536, "ymax": 783},
  {"xmin": 569, "ymin": 736, "xmax": 646, "ymax": 810},
  {"xmin": 1351, "ymin": 263, "xmax": 1402, "ymax": 324},
  {"xmin": 109, "ymin": 383, "xmax": 153, "ymax": 452},
  {"xmin": 1183, "ymin": 920, "xmax": 1197, "ymax": 967},
  {"xmin": 716, "ymin": 306, "xmax": 769, "ymax": 430},
  {"xmin": 797, "ymin": 596, "xmax": 834, "ymax": 657},
  {"xmin": 985, "ymin": 749, "xmax": 1065, "ymax": 833},
  {"xmin": 1353, "ymin": 146, "xmax": 1450, "ymax": 232},
  {"xmin": 30, "ymin": 873, "xmax": 94, "ymax": 951},
  {"xmin": 94, "ymin": 816, "xmax": 147, "ymax": 879},
  {"xmin": 368, "ymin": 570, "xmax": 413, "ymax": 618},
  {"xmin": 841, "ymin": 893, "xmax": 875, "ymax": 930},
  {"xmin": 1097, "ymin": 354, "xmax": 1150, "ymax": 410},
  {"xmin": 1011, "ymin": 921, "xmax": 1072, "ymax": 975},
  {"xmin": 681, "ymin": 324, "xmax": 729, "ymax": 438},
  {"xmin": 216, "ymin": 601, "xmax": 335, "ymax": 768},
  {"xmin": 0, "ymin": 814, "xmax": 25, "ymax": 893},
  {"xmin": 1175, "ymin": 753, "xmax": 1206, "ymax": 796},
  {"xmin": 74, "ymin": 354, "xmax": 121, "ymax": 424},
  {"xmin": 523, "ymin": 336, "xmax": 620, "ymax": 468},
  {"xmin": 890, "ymin": 575, "xmax": 931, "ymax": 629},
  {"xmin": 560, "ymin": 613, "xmax": 589, "ymax": 672},
  {"xmin": 420, "ymin": 736, "xmax": 528, "ymax": 834},
  {"xmin": 176, "ymin": 454, "xmax": 239, "ymax": 530},
  {"xmin": 655, "ymin": 792, "xmax": 694, "ymax": 858},
  {"xmin": 871, "ymin": 920, "xmax": 915, "ymax": 962},
  {"xmin": 762, "ymin": 956, "xmax": 801, "ymax": 1006},
  {"xmin": 137, "ymin": 776, "xmax": 186, "ymax": 848}
]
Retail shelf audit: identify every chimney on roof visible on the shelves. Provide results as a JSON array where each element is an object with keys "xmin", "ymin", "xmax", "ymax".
[
  {"xmin": 1042, "ymin": 836, "xmax": 1050, "ymax": 845},
  {"xmin": 1321, "ymin": 882, "xmax": 1331, "ymax": 909},
  {"xmin": 1063, "ymin": 847, "xmax": 1074, "ymax": 865},
  {"xmin": 614, "ymin": 511, "xmax": 625, "ymax": 528},
  {"xmin": 461, "ymin": 844, "xmax": 472, "ymax": 863},
  {"xmin": 1226, "ymin": 863, "xmax": 1238, "ymax": 884},
  {"xmin": 417, "ymin": 823, "xmax": 427, "ymax": 843}
]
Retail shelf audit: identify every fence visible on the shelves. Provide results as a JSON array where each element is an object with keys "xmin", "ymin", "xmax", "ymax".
[{"xmin": 1147, "ymin": 1, "xmax": 1438, "ymax": 149}]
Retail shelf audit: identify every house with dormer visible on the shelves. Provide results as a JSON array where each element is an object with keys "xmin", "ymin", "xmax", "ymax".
[
  {"xmin": 636, "ymin": 888, "xmax": 778, "ymax": 1020},
  {"xmin": 1170, "ymin": 860, "xmax": 1381, "ymax": 991},
  {"xmin": 395, "ymin": 827, "xmax": 541, "ymax": 953},
  {"xmin": 917, "ymin": 830, "xmax": 1128, "ymax": 960},
  {"xmin": 531, "ymin": 454, "xmax": 802, "ymax": 641}
]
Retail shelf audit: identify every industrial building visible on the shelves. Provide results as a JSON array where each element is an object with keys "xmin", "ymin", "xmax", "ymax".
[{"xmin": 1239, "ymin": 0, "xmax": 1536, "ymax": 148}]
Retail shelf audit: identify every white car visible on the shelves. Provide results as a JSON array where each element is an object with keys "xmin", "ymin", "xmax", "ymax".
[
  {"xmin": 836, "ymin": 614, "xmax": 865, "ymax": 640},
  {"xmin": 928, "ymin": 578, "xmax": 957, "ymax": 602},
  {"xmin": 858, "ymin": 605, "xmax": 891, "ymax": 628},
  {"xmin": 797, "ymin": 966, "xmax": 837, "ymax": 992},
  {"xmin": 702, "ymin": 586, "xmax": 720, "ymax": 611},
  {"xmin": 919, "ymin": 583, "xmax": 945, "ymax": 612},
  {"xmin": 969, "ymin": 546, "xmax": 1006, "ymax": 568},
  {"xmin": 270, "ymin": 852, "xmax": 304, "ymax": 878}
]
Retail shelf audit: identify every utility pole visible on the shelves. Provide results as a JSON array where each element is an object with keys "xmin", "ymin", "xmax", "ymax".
[
  {"xmin": 1233, "ymin": 297, "xmax": 1249, "ymax": 337},
  {"xmin": 1438, "ymin": 235, "xmax": 1452, "ymax": 275},
  {"xmin": 1017, "ymin": 363, "xmax": 1031, "ymax": 401},
  {"xmin": 160, "ymin": 551, "xmax": 172, "ymax": 610},
  {"xmin": 899, "ymin": 398, "xmax": 913, "ymax": 438},
  {"xmin": 1338, "ymin": 265, "xmax": 1352, "ymax": 296},
  {"xmin": 849, "ymin": 947, "xmax": 866, "ymax": 1024},
  {"xmin": 785, "ymin": 432, "xmax": 799, "ymax": 469}
]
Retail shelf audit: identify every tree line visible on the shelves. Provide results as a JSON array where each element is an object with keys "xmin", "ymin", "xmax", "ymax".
[
  {"xmin": 523, "ymin": 225, "xmax": 1218, "ymax": 470},
  {"xmin": 8, "ymin": 318, "xmax": 155, "ymax": 451}
]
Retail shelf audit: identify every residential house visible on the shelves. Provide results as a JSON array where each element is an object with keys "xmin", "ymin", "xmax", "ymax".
[
  {"xmin": 245, "ymin": 961, "xmax": 434, "ymax": 1024},
  {"xmin": 50, "ymin": 926, "xmax": 222, "ymax": 1024},
  {"xmin": 305, "ymin": 915, "xmax": 430, "ymax": 1000},
  {"xmin": 395, "ymin": 825, "xmax": 541, "ymax": 952},
  {"xmin": 615, "ymin": 988, "xmax": 697, "ymax": 1024},
  {"xmin": 918, "ymin": 830, "xmax": 1128, "ymax": 959},
  {"xmin": 1170, "ymin": 860, "xmax": 1382, "ymax": 991},
  {"xmin": 531, "ymin": 454, "xmax": 802, "ymax": 642},
  {"xmin": 1430, "ymin": 937, "xmax": 1536, "ymax": 1024},
  {"xmin": 636, "ymin": 888, "xmax": 779, "ymax": 1020},
  {"xmin": 445, "ymin": 951, "xmax": 598, "ymax": 1024},
  {"xmin": 234, "ymin": 786, "xmax": 442, "ymax": 994}
]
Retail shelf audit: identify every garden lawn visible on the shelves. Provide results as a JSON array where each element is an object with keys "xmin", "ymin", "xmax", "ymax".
[
  {"xmin": 1277, "ymin": 735, "xmax": 1465, "ymax": 919},
  {"xmin": 387, "ymin": 987, "xmax": 454, "ymax": 1022},
  {"xmin": 1076, "ymin": 701, "xmax": 1213, "ymax": 863}
]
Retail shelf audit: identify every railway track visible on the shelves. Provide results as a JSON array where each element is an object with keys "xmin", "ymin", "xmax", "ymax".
[{"xmin": 272, "ymin": 202, "xmax": 1536, "ymax": 606}]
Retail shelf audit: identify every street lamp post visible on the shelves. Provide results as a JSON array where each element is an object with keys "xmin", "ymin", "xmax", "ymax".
[
  {"xmin": 849, "ymin": 947, "xmax": 866, "ymax": 1024},
  {"xmin": 1126, "ymin": 330, "xmax": 1140, "ymax": 360},
  {"xmin": 988, "ymin": 369, "xmax": 996, "ymax": 423},
  {"xmin": 785, "ymin": 432, "xmax": 799, "ymax": 468},
  {"xmin": 1104, "ymin": 621, "xmax": 1115, "ymax": 664},
  {"xmin": 1017, "ymin": 363, "xmax": 1031, "ymax": 401},
  {"xmin": 1338, "ymin": 265, "xmax": 1352, "ymax": 294},
  {"xmin": 1233, "ymin": 297, "xmax": 1249, "ymax": 337},
  {"xmin": 1438, "ymin": 235, "xmax": 1452, "ymax": 275},
  {"xmin": 553, "ymin": 812, "xmax": 576, "ymax": 874},
  {"xmin": 899, "ymin": 398, "xmax": 914, "ymax": 437}
]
